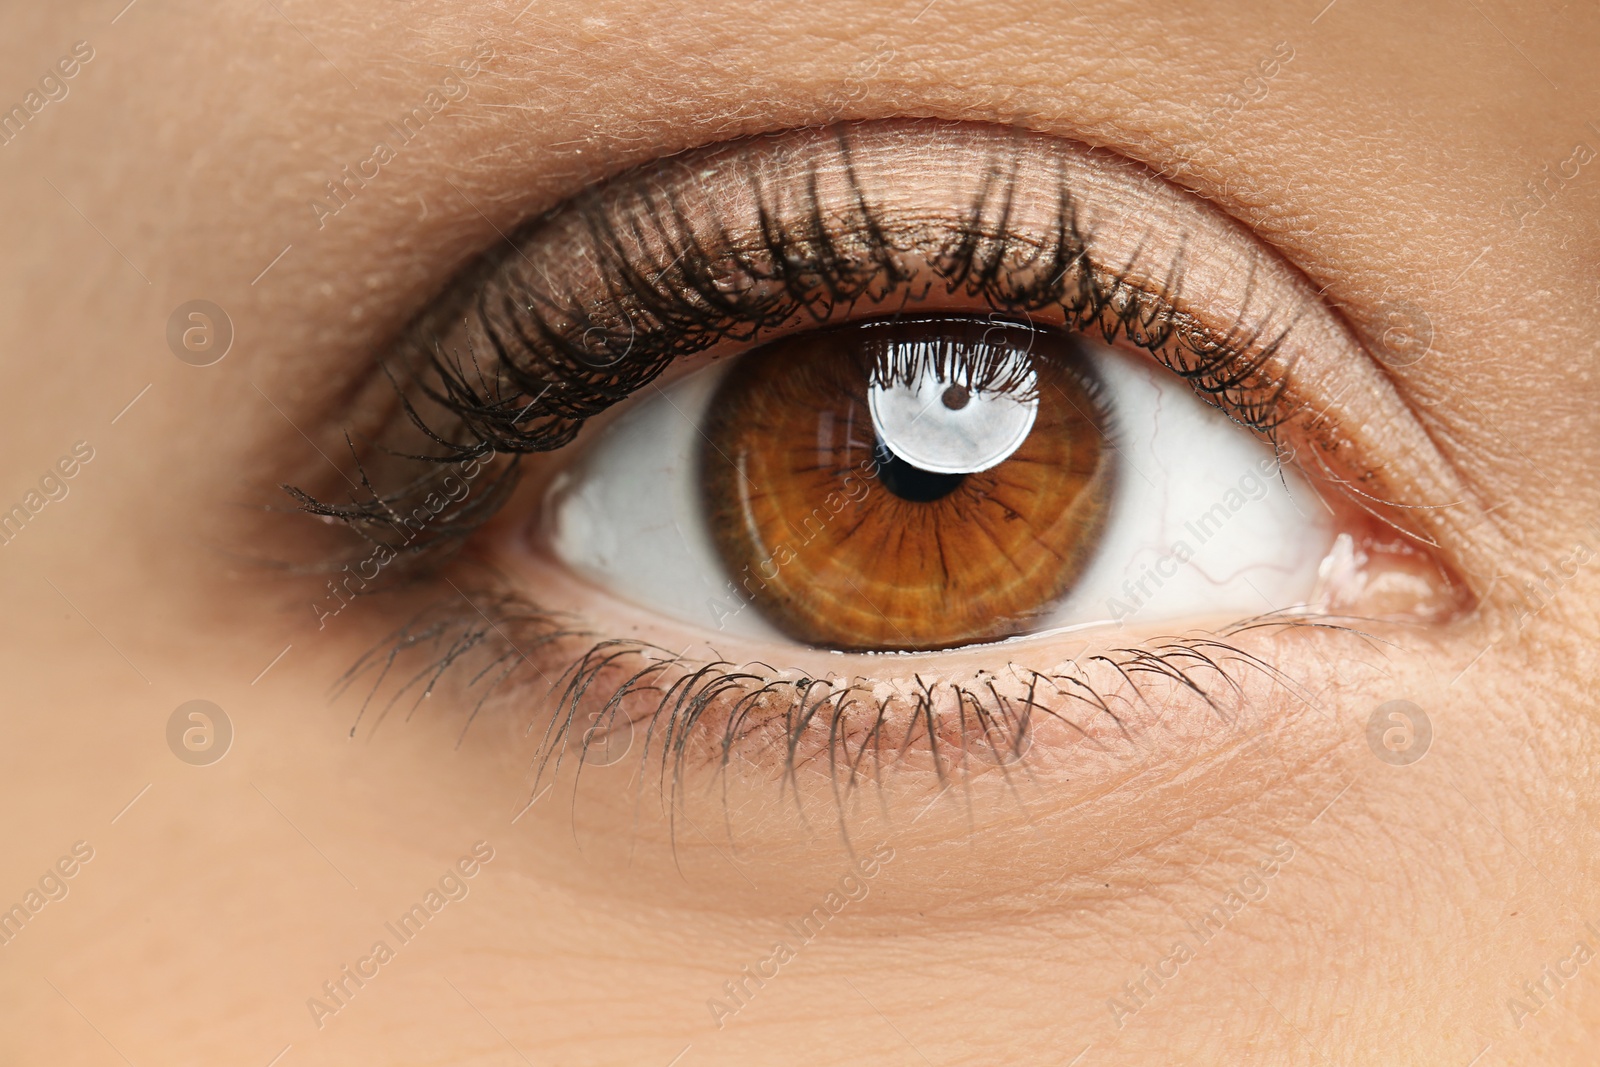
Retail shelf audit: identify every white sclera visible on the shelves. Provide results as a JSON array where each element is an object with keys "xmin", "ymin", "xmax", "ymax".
[
  {"xmin": 545, "ymin": 339, "xmax": 1334, "ymax": 643},
  {"xmin": 1039, "ymin": 346, "xmax": 1332, "ymax": 631},
  {"xmin": 544, "ymin": 364, "xmax": 786, "ymax": 640},
  {"xmin": 867, "ymin": 356, "xmax": 1039, "ymax": 475}
]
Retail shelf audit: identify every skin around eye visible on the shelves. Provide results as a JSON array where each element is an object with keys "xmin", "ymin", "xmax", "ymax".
[
  {"xmin": 301, "ymin": 119, "xmax": 1474, "ymax": 817},
  {"xmin": 7, "ymin": 2, "xmax": 1599, "ymax": 1065},
  {"xmin": 700, "ymin": 317, "xmax": 1112, "ymax": 651},
  {"xmin": 7, "ymin": 2, "xmax": 1597, "ymax": 1063},
  {"xmin": 387, "ymin": 118, "xmax": 1484, "ymax": 603},
  {"xmin": 283, "ymin": 117, "xmax": 1486, "ymax": 834}
]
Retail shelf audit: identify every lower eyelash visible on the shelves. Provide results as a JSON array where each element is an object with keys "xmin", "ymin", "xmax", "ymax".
[
  {"xmin": 281, "ymin": 121, "xmax": 1446, "ymax": 827},
  {"xmin": 334, "ymin": 578, "xmax": 1362, "ymax": 823}
]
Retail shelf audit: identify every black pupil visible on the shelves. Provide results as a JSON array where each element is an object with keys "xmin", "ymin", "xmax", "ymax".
[{"xmin": 873, "ymin": 440, "xmax": 966, "ymax": 503}]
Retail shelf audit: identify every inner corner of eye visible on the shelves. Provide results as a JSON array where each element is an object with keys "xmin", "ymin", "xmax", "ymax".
[{"xmin": 532, "ymin": 312, "xmax": 1355, "ymax": 653}]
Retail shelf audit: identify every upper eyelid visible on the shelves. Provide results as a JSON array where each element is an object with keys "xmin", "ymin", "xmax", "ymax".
[
  {"xmin": 289, "ymin": 119, "xmax": 1489, "ymax": 825},
  {"xmin": 380, "ymin": 120, "xmax": 1493, "ymax": 595}
]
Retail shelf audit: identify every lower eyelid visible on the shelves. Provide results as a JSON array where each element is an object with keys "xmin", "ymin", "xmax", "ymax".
[
  {"xmin": 352, "ymin": 567, "xmax": 1373, "ymax": 904},
  {"xmin": 455, "ymin": 410, "xmax": 1458, "ymax": 807},
  {"xmin": 290, "ymin": 121, "xmax": 1493, "ymax": 862}
]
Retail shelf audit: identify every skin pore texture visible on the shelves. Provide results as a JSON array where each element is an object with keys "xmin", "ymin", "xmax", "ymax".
[{"xmin": 0, "ymin": 0, "xmax": 1598, "ymax": 1064}]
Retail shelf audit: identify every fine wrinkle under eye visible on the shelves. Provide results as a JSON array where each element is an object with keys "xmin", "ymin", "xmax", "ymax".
[{"xmin": 284, "ymin": 119, "xmax": 1486, "ymax": 817}]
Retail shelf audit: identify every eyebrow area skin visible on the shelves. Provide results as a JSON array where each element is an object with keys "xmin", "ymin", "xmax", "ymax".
[{"xmin": 0, "ymin": 1, "xmax": 1597, "ymax": 1065}]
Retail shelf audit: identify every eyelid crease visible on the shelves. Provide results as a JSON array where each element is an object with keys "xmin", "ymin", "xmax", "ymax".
[
  {"xmin": 275, "ymin": 119, "xmax": 1501, "ymax": 876},
  {"xmin": 331, "ymin": 120, "xmax": 1485, "ymax": 597},
  {"xmin": 284, "ymin": 118, "xmax": 1498, "ymax": 663}
]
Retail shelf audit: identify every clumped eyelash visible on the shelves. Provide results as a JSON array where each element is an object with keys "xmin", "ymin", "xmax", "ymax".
[
  {"xmin": 449, "ymin": 133, "xmax": 1297, "ymax": 447},
  {"xmin": 289, "ymin": 123, "xmax": 1303, "ymax": 564}
]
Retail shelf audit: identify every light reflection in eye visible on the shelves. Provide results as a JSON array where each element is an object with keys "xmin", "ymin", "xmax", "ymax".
[
  {"xmin": 866, "ymin": 326, "xmax": 1040, "ymax": 476},
  {"xmin": 542, "ymin": 316, "xmax": 1333, "ymax": 651},
  {"xmin": 287, "ymin": 119, "xmax": 1467, "ymax": 804},
  {"xmin": 699, "ymin": 317, "xmax": 1111, "ymax": 649}
]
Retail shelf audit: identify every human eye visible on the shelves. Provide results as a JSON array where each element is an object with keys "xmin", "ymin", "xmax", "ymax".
[
  {"xmin": 550, "ymin": 315, "xmax": 1324, "ymax": 649},
  {"xmin": 294, "ymin": 120, "xmax": 1471, "ymax": 836}
]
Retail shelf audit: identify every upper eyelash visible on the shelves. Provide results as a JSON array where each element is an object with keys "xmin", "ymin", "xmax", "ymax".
[
  {"xmin": 282, "ymin": 121, "xmax": 1383, "ymax": 822},
  {"xmin": 444, "ymin": 134, "xmax": 1297, "ymax": 447},
  {"xmin": 286, "ymin": 123, "xmax": 1304, "ymax": 564}
]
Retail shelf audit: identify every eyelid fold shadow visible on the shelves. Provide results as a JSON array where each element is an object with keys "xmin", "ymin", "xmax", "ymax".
[
  {"xmin": 291, "ymin": 119, "xmax": 1487, "ymax": 833},
  {"xmin": 384, "ymin": 120, "xmax": 1489, "ymax": 582}
]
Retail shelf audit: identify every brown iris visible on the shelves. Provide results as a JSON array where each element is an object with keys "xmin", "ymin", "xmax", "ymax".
[{"xmin": 700, "ymin": 318, "xmax": 1113, "ymax": 651}]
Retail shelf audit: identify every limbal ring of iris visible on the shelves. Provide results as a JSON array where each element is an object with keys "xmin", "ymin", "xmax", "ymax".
[{"xmin": 700, "ymin": 317, "xmax": 1115, "ymax": 651}]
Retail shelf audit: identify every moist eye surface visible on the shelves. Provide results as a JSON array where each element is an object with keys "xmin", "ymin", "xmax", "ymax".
[
  {"xmin": 543, "ymin": 315, "xmax": 1335, "ymax": 653},
  {"xmin": 299, "ymin": 119, "xmax": 1466, "ymax": 798},
  {"xmin": 697, "ymin": 316, "xmax": 1113, "ymax": 651}
]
